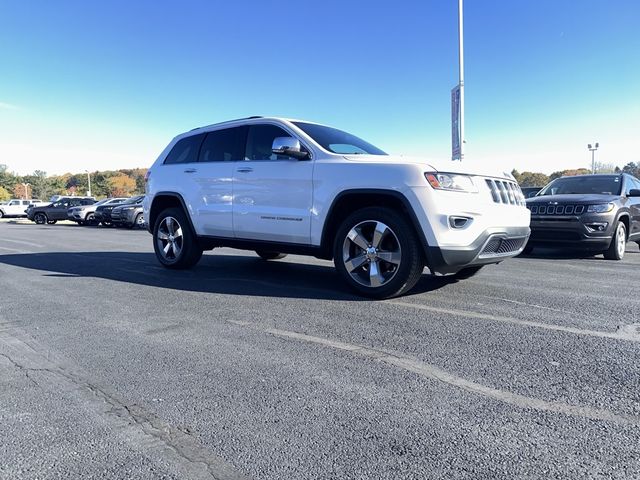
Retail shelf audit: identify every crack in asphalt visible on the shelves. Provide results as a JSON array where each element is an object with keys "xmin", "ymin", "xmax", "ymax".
[{"xmin": 0, "ymin": 334, "xmax": 251, "ymax": 480}]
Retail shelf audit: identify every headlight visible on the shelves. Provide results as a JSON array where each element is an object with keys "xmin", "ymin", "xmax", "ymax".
[
  {"xmin": 425, "ymin": 173, "xmax": 478, "ymax": 193},
  {"xmin": 587, "ymin": 203, "xmax": 614, "ymax": 213},
  {"xmin": 121, "ymin": 207, "xmax": 134, "ymax": 211}
]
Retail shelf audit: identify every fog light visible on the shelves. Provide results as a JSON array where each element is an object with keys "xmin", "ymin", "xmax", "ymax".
[
  {"xmin": 585, "ymin": 222, "xmax": 608, "ymax": 233},
  {"xmin": 449, "ymin": 216, "xmax": 472, "ymax": 229}
]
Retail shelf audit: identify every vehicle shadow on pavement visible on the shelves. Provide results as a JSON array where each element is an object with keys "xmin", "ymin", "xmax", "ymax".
[
  {"xmin": 518, "ymin": 244, "xmax": 639, "ymax": 260},
  {"xmin": 0, "ymin": 252, "xmax": 453, "ymax": 300}
]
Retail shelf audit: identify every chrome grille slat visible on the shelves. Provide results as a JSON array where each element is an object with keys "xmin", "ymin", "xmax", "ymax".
[{"xmin": 485, "ymin": 178, "xmax": 525, "ymax": 206}]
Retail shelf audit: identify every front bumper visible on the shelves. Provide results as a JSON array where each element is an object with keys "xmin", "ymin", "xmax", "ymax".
[
  {"xmin": 528, "ymin": 214, "xmax": 615, "ymax": 249},
  {"xmin": 426, "ymin": 226, "xmax": 531, "ymax": 274}
]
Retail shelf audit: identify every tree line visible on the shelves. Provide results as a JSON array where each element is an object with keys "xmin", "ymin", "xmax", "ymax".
[
  {"xmin": 512, "ymin": 162, "xmax": 640, "ymax": 187},
  {"xmin": 0, "ymin": 164, "xmax": 147, "ymax": 201}
]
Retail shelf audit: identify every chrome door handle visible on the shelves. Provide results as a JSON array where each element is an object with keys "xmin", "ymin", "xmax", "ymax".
[
  {"xmin": 184, "ymin": 168, "xmax": 197, "ymax": 173},
  {"xmin": 236, "ymin": 167, "xmax": 253, "ymax": 173}
]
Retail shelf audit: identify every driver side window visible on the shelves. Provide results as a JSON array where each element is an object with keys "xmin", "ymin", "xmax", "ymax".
[{"xmin": 245, "ymin": 124, "xmax": 301, "ymax": 161}]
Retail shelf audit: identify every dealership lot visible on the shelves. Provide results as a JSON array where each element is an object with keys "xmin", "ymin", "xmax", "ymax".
[{"xmin": 1, "ymin": 221, "xmax": 639, "ymax": 479}]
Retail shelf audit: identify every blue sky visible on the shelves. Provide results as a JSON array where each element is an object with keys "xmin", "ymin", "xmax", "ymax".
[{"xmin": 0, "ymin": 0, "xmax": 638, "ymax": 175}]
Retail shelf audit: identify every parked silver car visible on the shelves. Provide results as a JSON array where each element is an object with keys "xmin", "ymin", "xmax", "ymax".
[{"xmin": 67, "ymin": 198, "xmax": 127, "ymax": 225}]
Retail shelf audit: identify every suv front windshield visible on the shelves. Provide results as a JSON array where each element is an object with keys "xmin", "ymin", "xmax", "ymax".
[
  {"xmin": 293, "ymin": 122, "xmax": 386, "ymax": 155},
  {"xmin": 537, "ymin": 175, "xmax": 622, "ymax": 196}
]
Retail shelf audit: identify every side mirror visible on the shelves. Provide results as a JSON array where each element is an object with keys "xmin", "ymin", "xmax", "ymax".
[
  {"xmin": 628, "ymin": 189, "xmax": 640, "ymax": 197},
  {"xmin": 272, "ymin": 137, "xmax": 309, "ymax": 160}
]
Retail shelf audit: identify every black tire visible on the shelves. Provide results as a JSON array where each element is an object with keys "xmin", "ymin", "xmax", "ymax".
[
  {"xmin": 603, "ymin": 221, "xmax": 626, "ymax": 260},
  {"xmin": 521, "ymin": 243, "xmax": 534, "ymax": 255},
  {"xmin": 333, "ymin": 207, "xmax": 424, "ymax": 299},
  {"xmin": 77, "ymin": 221, "xmax": 85, "ymax": 226},
  {"xmin": 454, "ymin": 265, "xmax": 484, "ymax": 280},
  {"xmin": 153, "ymin": 207, "xmax": 202, "ymax": 269},
  {"xmin": 256, "ymin": 250, "xmax": 287, "ymax": 260},
  {"xmin": 47, "ymin": 220, "xmax": 57, "ymax": 225},
  {"xmin": 101, "ymin": 221, "xmax": 112, "ymax": 227},
  {"xmin": 34, "ymin": 213, "xmax": 47, "ymax": 224},
  {"xmin": 0, "ymin": 210, "xmax": 4, "ymax": 218},
  {"xmin": 85, "ymin": 213, "xmax": 97, "ymax": 226}
]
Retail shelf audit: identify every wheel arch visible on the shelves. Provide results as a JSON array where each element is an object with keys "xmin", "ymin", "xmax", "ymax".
[
  {"xmin": 617, "ymin": 211, "xmax": 630, "ymax": 240},
  {"xmin": 148, "ymin": 192, "xmax": 196, "ymax": 235},
  {"xmin": 320, "ymin": 189, "xmax": 429, "ymax": 261}
]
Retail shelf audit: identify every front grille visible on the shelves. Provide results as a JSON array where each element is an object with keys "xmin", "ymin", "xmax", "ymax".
[
  {"xmin": 528, "ymin": 204, "xmax": 585, "ymax": 216},
  {"xmin": 485, "ymin": 179, "xmax": 526, "ymax": 206},
  {"xmin": 529, "ymin": 230, "xmax": 582, "ymax": 241},
  {"xmin": 480, "ymin": 237, "xmax": 527, "ymax": 256}
]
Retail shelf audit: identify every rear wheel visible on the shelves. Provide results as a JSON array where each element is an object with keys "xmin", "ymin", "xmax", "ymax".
[
  {"xmin": 34, "ymin": 213, "xmax": 47, "ymax": 224},
  {"xmin": 153, "ymin": 208, "xmax": 202, "ymax": 269},
  {"xmin": 255, "ymin": 250, "xmax": 287, "ymax": 260},
  {"xmin": 85, "ymin": 213, "xmax": 97, "ymax": 226},
  {"xmin": 603, "ymin": 221, "xmax": 626, "ymax": 260},
  {"xmin": 333, "ymin": 207, "xmax": 424, "ymax": 299},
  {"xmin": 0, "ymin": 210, "xmax": 4, "ymax": 218}
]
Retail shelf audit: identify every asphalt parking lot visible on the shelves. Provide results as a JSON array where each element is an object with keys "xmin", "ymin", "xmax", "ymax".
[{"xmin": 1, "ymin": 220, "xmax": 639, "ymax": 479}]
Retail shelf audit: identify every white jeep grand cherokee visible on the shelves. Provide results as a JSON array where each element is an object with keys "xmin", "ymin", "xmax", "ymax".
[{"xmin": 144, "ymin": 117, "xmax": 530, "ymax": 298}]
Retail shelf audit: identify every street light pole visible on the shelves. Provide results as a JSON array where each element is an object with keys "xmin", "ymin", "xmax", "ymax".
[
  {"xmin": 588, "ymin": 143, "xmax": 599, "ymax": 174},
  {"xmin": 458, "ymin": 0, "xmax": 465, "ymax": 160},
  {"xmin": 85, "ymin": 170, "xmax": 92, "ymax": 197}
]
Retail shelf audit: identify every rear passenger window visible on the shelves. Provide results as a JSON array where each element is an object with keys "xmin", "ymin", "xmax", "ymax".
[
  {"xmin": 199, "ymin": 127, "xmax": 246, "ymax": 162},
  {"xmin": 164, "ymin": 134, "xmax": 206, "ymax": 165}
]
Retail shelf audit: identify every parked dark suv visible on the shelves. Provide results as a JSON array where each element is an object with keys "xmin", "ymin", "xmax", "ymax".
[
  {"xmin": 27, "ymin": 196, "xmax": 96, "ymax": 225},
  {"xmin": 525, "ymin": 174, "xmax": 640, "ymax": 259}
]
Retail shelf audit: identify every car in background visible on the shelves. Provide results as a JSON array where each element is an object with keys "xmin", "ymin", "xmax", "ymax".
[
  {"xmin": 27, "ymin": 196, "xmax": 96, "ymax": 224},
  {"xmin": 67, "ymin": 197, "xmax": 127, "ymax": 225},
  {"xmin": 525, "ymin": 173, "xmax": 640, "ymax": 259},
  {"xmin": 521, "ymin": 187, "xmax": 543, "ymax": 198},
  {"xmin": 95, "ymin": 197, "xmax": 141, "ymax": 226},
  {"xmin": 110, "ymin": 195, "xmax": 145, "ymax": 228},
  {"xmin": 0, "ymin": 199, "xmax": 47, "ymax": 218}
]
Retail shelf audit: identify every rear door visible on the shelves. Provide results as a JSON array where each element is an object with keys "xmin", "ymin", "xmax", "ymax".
[{"xmin": 232, "ymin": 123, "xmax": 313, "ymax": 244}]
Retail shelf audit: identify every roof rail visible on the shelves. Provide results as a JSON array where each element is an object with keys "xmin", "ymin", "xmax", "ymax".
[{"xmin": 189, "ymin": 116, "xmax": 264, "ymax": 132}]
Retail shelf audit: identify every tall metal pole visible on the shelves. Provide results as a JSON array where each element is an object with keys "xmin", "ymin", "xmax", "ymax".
[
  {"xmin": 86, "ymin": 170, "xmax": 92, "ymax": 197},
  {"xmin": 458, "ymin": 0, "xmax": 465, "ymax": 160},
  {"xmin": 588, "ymin": 143, "xmax": 599, "ymax": 174}
]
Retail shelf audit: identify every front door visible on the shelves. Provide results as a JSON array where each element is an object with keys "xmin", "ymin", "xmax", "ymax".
[{"xmin": 232, "ymin": 123, "xmax": 313, "ymax": 244}]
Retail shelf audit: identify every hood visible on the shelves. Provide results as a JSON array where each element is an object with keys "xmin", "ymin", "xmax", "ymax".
[
  {"xmin": 342, "ymin": 155, "xmax": 515, "ymax": 180},
  {"xmin": 527, "ymin": 194, "xmax": 619, "ymax": 204}
]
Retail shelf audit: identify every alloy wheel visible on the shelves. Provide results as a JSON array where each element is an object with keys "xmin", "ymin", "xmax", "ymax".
[
  {"xmin": 156, "ymin": 216, "xmax": 183, "ymax": 261},
  {"xmin": 342, "ymin": 220, "xmax": 402, "ymax": 288},
  {"xmin": 616, "ymin": 223, "xmax": 626, "ymax": 258}
]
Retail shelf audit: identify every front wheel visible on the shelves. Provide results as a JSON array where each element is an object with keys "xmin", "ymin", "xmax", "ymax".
[
  {"xmin": 603, "ymin": 221, "xmax": 626, "ymax": 260},
  {"xmin": 256, "ymin": 250, "xmax": 287, "ymax": 260},
  {"xmin": 34, "ymin": 213, "xmax": 47, "ymax": 224},
  {"xmin": 85, "ymin": 213, "xmax": 97, "ymax": 226},
  {"xmin": 134, "ymin": 212, "xmax": 145, "ymax": 229},
  {"xmin": 0, "ymin": 211, "xmax": 4, "ymax": 218},
  {"xmin": 153, "ymin": 208, "xmax": 202, "ymax": 269},
  {"xmin": 333, "ymin": 207, "xmax": 424, "ymax": 299}
]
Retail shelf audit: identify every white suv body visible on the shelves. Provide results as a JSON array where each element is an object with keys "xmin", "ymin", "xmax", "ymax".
[
  {"xmin": 144, "ymin": 117, "xmax": 530, "ymax": 298},
  {"xmin": 0, "ymin": 199, "xmax": 46, "ymax": 218}
]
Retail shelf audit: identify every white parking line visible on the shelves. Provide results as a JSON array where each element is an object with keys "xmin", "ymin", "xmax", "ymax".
[
  {"xmin": 232, "ymin": 323, "xmax": 640, "ymax": 427},
  {"xmin": 386, "ymin": 301, "xmax": 640, "ymax": 342},
  {"xmin": 1, "ymin": 238, "xmax": 44, "ymax": 248}
]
